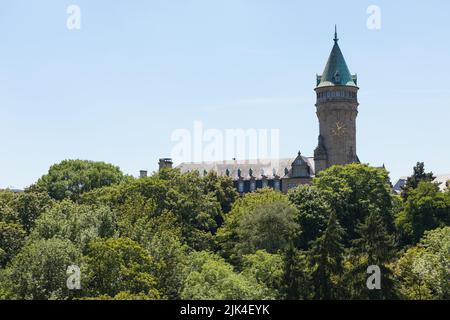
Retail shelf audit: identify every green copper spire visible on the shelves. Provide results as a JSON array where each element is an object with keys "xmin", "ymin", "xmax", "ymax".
[
  {"xmin": 316, "ymin": 26, "xmax": 357, "ymax": 88},
  {"xmin": 334, "ymin": 24, "xmax": 338, "ymax": 43}
]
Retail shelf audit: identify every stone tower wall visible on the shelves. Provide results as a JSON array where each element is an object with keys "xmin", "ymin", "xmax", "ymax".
[{"xmin": 315, "ymin": 86, "xmax": 359, "ymax": 169}]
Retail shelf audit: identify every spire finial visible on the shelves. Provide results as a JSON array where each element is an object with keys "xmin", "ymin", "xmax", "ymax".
[{"xmin": 334, "ymin": 24, "xmax": 339, "ymax": 43}]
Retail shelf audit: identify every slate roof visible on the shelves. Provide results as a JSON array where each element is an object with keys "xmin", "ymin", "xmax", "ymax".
[
  {"xmin": 317, "ymin": 27, "xmax": 357, "ymax": 88},
  {"xmin": 177, "ymin": 157, "xmax": 315, "ymax": 180}
]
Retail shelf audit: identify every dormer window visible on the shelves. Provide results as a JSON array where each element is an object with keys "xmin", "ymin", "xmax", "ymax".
[
  {"xmin": 262, "ymin": 179, "xmax": 268, "ymax": 188},
  {"xmin": 274, "ymin": 180, "xmax": 280, "ymax": 191},
  {"xmin": 292, "ymin": 152, "xmax": 311, "ymax": 178},
  {"xmin": 333, "ymin": 71, "xmax": 341, "ymax": 84},
  {"xmin": 250, "ymin": 180, "xmax": 256, "ymax": 192},
  {"xmin": 238, "ymin": 181, "xmax": 244, "ymax": 193}
]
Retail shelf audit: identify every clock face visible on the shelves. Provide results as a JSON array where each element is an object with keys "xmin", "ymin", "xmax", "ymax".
[{"xmin": 332, "ymin": 121, "xmax": 346, "ymax": 137}]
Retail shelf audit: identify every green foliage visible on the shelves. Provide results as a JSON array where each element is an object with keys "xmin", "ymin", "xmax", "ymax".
[
  {"xmin": 181, "ymin": 251, "xmax": 273, "ymax": 300},
  {"xmin": 395, "ymin": 227, "xmax": 450, "ymax": 300},
  {"xmin": 241, "ymin": 250, "xmax": 285, "ymax": 299},
  {"xmin": 140, "ymin": 213, "xmax": 189, "ymax": 299},
  {"xmin": 343, "ymin": 209, "xmax": 398, "ymax": 299},
  {"xmin": 203, "ymin": 171, "xmax": 238, "ymax": 215},
  {"xmin": 0, "ymin": 190, "xmax": 21, "ymax": 224},
  {"xmin": 79, "ymin": 184, "xmax": 122, "ymax": 207},
  {"xmin": 314, "ymin": 164, "xmax": 395, "ymax": 244},
  {"xmin": 1, "ymin": 238, "xmax": 81, "ymax": 300},
  {"xmin": 0, "ymin": 190, "xmax": 53, "ymax": 233},
  {"xmin": 30, "ymin": 200, "xmax": 117, "ymax": 252},
  {"xmin": 99, "ymin": 169, "xmax": 223, "ymax": 250},
  {"xmin": 0, "ymin": 222, "xmax": 26, "ymax": 267},
  {"xmin": 288, "ymin": 185, "xmax": 330, "ymax": 249},
  {"xmin": 1, "ymin": 159, "xmax": 448, "ymax": 301},
  {"xmin": 35, "ymin": 159, "xmax": 125, "ymax": 202},
  {"xmin": 236, "ymin": 201, "xmax": 299, "ymax": 256},
  {"xmin": 81, "ymin": 292, "xmax": 155, "ymax": 300},
  {"xmin": 217, "ymin": 189, "xmax": 291, "ymax": 262},
  {"xmin": 396, "ymin": 181, "xmax": 450, "ymax": 244},
  {"xmin": 82, "ymin": 237, "xmax": 160, "ymax": 299},
  {"xmin": 401, "ymin": 162, "xmax": 436, "ymax": 199},
  {"xmin": 353, "ymin": 209, "xmax": 397, "ymax": 267},
  {"xmin": 283, "ymin": 246, "xmax": 314, "ymax": 300},
  {"xmin": 310, "ymin": 211, "xmax": 345, "ymax": 300}
]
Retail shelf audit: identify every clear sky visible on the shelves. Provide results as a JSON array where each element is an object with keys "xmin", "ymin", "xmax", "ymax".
[{"xmin": 1, "ymin": 0, "xmax": 450, "ymax": 189}]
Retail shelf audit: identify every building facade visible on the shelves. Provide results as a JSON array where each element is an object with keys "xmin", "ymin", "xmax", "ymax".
[{"xmin": 160, "ymin": 28, "xmax": 360, "ymax": 194}]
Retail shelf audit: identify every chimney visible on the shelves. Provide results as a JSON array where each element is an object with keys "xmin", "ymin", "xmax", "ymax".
[
  {"xmin": 139, "ymin": 170, "xmax": 148, "ymax": 178},
  {"xmin": 158, "ymin": 158, "xmax": 173, "ymax": 170}
]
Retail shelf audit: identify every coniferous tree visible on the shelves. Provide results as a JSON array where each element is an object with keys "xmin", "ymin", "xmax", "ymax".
[
  {"xmin": 310, "ymin": 211, "xmax": 345, "ymax": 300},
  {"xmin": 283, "ymin": 245, "xmax": 314, "ymax": 300},
  {"xmin": 401, "ymin": 162, "xmax": 436, "ymax": 199},
  {"xmin": 347, "ymin": 209, "xmax": 398, "ymax": 299}
]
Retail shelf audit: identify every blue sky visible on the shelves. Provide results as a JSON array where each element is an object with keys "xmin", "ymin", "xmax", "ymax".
[{"xmin": 1, "ymin": 0, "xmax": 450, "ymax": 189}]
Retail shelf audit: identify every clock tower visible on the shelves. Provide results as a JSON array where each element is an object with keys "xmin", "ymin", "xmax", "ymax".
[{"xmin": 314, "ymin": 27, "xmax": 359, "ymax": 175}]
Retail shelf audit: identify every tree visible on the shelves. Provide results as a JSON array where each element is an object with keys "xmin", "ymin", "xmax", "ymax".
[
  {"xmin": 30, "ymin": 200, "xmax": 117, "ymax": 252},
  {"xmin": 83, "ymin": 237, "xmax": 160, "ymax": 299},
  {"xmin": 2, "ymin": 238, "xmax": 82, "ymax": 300},
  {"xmin": 0, "ymin": 190, "xmax": 53, "ymax": 233},
  {"xmin": 310, "ymin": 211, "xmax": 345, "ymax": 300},
  {"xmin": 202, "ymin": 171, "xmax": 238, "ymax": 215},
  {"xmin": 241, "ymin": 250, "xmax": 285, "ymax": 299},
  {"xmin": 137, "ymin": 213, "xmax": 189, "ymax": 299},
  {"xmin": 396, "ymin": 181, "xmax": 450, "ymax": 244},
  {"xmin": 35, "ymin": 159, "xmax": 125, "ymax": 202},
  {"xmin": 314, "ymin": 164, "xmax": 395, "ymax": 244},
  {"xmin": 181, "ymin": 251, "xmax": 272, "ymax": 300},
  {"xmin": 236, "ymin": 201, "xmax": 299, "ymax": 256},
  {"xmin": 0, "ymin": 222, "xmax": 26, "ymax": 267},
  {"xmin": 0, "ymin": 190, "xmax": 20, "ymax": 224},
  {"xmin": 354, "ymin": 209, "xmax": 397, "ymax": 270},
  {"xmin": 344, "ymin": 209, "xmax": 398, "ymax": 299},
  {"xmin": 81, "ymin": 292, "xmax": 154, "ymax": 300},
  {"xmin": 111, "ymin": 169, "xmax": 223, "ymax": 251},
  {"xmin": 288, "ymin": 185, "xmax": 331, "ymax": 249},
  {"xmin": 217, "ymin": 189, "xmax": 291, "ymax": 263},
  {"xmin": 283, "ymin": 245, "xmax": 314, "ymax": 300},
  {"xmin": 401, "ymin": 162, "xmax": 436, "ymax": 199},
  {"xmin": 395, "ymin": 227, "xmax": 450, "ymax": 300}
]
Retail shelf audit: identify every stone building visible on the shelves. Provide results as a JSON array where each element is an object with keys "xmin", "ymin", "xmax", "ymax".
[{"xmin": 159, "ymin": 28, "xmax": 360, "ymax": 194}]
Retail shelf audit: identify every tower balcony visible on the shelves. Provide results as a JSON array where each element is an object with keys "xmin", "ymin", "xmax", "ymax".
[{"xmin": 316, "ymin": 89, "xmax": 358, "ymax": 104}]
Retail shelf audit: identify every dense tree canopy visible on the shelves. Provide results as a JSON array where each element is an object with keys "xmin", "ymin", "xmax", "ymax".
[
  {"xmin": 0, "ymin": 190, "xmax": 53, "ymax": 233},
  {"xmin": 30, "ymin": 200, "xmax": 117, "ymax": 252},
  {"xmin": 1, "ymin": 160, "xmax": 449, "ymax": 300},
  {"xmin": 314, "ymin": 164, "xmax": 395, "ymax": 244},
  {"xmin": 395, "ymin": 227, "xmax": 450, "ymax": 300},
  {"xmin": 82, "ymin": 237, "xmax": 161, "ymax": 299},
  {"xmin": 217, "ymin": 189, "xmax": 290, "ymax": 263},
  {"xmin": 181, "ymin": 251, "xmax": 272, "ymax": 300},
  {"xmin": 401, "ymin": 162, "xmax": 436, "ymax": 199},
  {"xmin": 288, "ymin": 185, "xmax": 330, "ymax": 249},
  {"xmin": 35, "ymin": 160, "xmax": 126, "ymax": 202},
  {"xmin": 0, "ymin": 222, "xmax": 26, "ymax": 267},
  {"xmin": 396, "ymin": 181, "xmax": 450, "ymax": 244},
  {"xmin": 2, "ymin": 238, "xmax": 81, "ymax": 300}
]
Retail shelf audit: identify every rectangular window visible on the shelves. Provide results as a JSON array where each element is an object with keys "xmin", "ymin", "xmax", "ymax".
[
  {"xmin": 262, "ymin": 180, "xmax": 268, "ymax": 188},
  {"xmin": 274, "ymin": 180, "xmax": 280, "ymax": 191}
]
